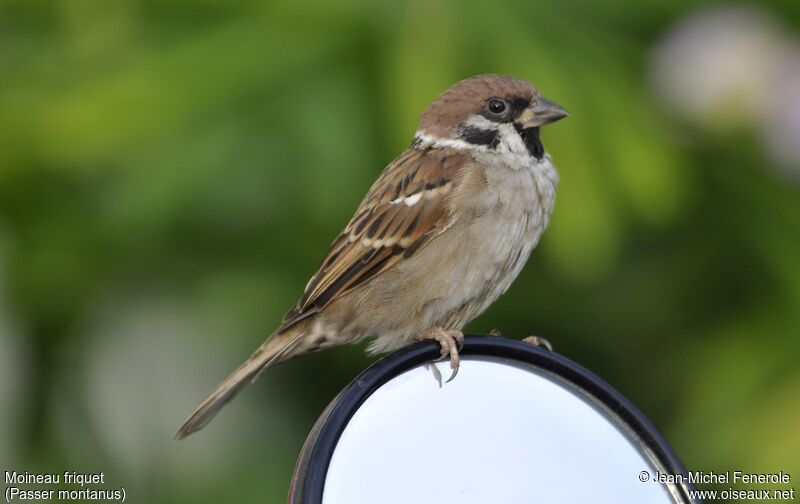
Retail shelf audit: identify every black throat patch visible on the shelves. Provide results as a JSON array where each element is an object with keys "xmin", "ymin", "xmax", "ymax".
[{"xmin": 514, "ymin": 125, "xmax": 545, "ymax": 160}]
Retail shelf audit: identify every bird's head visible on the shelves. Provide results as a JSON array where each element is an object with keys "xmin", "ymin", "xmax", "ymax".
[{"xmin": 416, "ymin": 74, "xmax": 568, "ymax": 159}]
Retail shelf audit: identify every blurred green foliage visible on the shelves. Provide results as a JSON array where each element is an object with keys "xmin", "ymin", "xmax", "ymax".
[{"xmin": 1, "ymin": 0, "xmax": 799, "ymax": 502}]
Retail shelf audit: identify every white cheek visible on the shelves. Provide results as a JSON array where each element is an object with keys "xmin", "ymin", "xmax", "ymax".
[
  {"xmin": 496, "ymin": 123, "xmax": 528, "ymax": 155},
  {"xmin": 414, "ymin": 121, "xmax": 534, "ymax": 160},
  {"xmin": 462, "ymin": 115, "xmax": 499, "ymax": 130},
  {"xmin": 456, "ymin": 117, "xmax": 529, "ymax": 156}
]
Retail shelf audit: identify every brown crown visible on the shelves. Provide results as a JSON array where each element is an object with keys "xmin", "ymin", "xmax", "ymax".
[{"xmin": 418, "ymin": 74, "xmax": 537, "ymax": 138}]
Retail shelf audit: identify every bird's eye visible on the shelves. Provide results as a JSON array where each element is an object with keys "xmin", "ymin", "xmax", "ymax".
[{"xmin": 487, "ymin": 98, "xmax": 508, "ymax": 115}]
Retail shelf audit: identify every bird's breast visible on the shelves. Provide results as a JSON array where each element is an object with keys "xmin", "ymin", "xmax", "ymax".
[
  {"xmin": 461, "ymin": 154, "xmax": 558, "ymax": 296},
  {"xmin": 347, "ymin": 153, "xmax": 558, "ymax": 352},
  {"xmin": 409, "ymin": 152, "xmax": 559, "ymax": 330}
]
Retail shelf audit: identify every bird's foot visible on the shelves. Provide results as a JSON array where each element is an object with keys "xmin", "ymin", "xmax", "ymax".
[
  {"xmin": 522, "ymin": 335, "xmax": 553, "ymax": 352},
  {"xmin": 489, "ymin": 328, "xmax": 502, "ymax": 337},
  {"xmin": 418, "ymin": 327, "xmax": 464, "ymax": 384}
]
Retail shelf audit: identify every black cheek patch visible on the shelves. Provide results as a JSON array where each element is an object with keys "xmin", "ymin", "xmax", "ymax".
[{"xmin": 459, "ymin": 125, "xmax": 500, "ymax": 149}]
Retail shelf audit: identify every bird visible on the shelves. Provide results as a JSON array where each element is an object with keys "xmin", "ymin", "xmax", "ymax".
[{"xmin": 175, "ymin": 74, "xmax": 568, "ymax": 439}]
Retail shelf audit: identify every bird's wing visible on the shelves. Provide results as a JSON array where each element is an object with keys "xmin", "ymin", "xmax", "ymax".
[{"xmin": 278, "ymin": 147, "xmax": 470, "ymax": 331}]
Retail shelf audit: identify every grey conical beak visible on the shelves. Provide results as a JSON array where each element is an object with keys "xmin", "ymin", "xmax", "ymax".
[{"xmin": 518, "ymin": 97, "xmax": 569, "ymax": 128}]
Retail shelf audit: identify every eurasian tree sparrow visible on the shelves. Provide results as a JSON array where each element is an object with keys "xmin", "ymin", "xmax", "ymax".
[{"xmin": 176, "ymin": 74, "xmax": 567, "ymax": 439}]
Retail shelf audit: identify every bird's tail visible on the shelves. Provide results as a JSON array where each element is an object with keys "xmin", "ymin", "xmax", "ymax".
[{"xmin": 174, "ymin": 326, "xmax": 306, "ymax": 440}]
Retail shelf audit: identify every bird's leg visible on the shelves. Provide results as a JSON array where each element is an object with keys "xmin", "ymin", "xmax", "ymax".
[
  {"xmin": 417, "ymin": 327, "xmax": 464, "ymax": 383},
  {"xmin": 522, "ymin": 335, "xmax": 554, "ymax": 352}
]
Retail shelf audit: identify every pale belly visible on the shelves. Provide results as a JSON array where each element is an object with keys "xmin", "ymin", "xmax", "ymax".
[{"xmin": 351, "ymin": 155, "xmax": 558, "ymax": 353}]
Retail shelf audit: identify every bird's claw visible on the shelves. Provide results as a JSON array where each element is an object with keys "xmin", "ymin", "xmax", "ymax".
[
  {"xmin": 424, "ymin": 361, "xmax": 443, "ymax": 387},
  {"xmin": 489, "ymin": 328, "xmax": 502, "ymax": 337},
  {"xmin": 419, "ymin": 327, "xmax": 463, "ymax": 384},
  {"xmin": 522, "ymin": 335, "xmax": 553, "ymax": 352}
]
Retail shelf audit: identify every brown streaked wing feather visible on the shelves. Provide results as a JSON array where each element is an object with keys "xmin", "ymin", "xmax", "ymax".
[{"xmin": 278, "ymin": 148, "xmax": 468, "ymax": 331}]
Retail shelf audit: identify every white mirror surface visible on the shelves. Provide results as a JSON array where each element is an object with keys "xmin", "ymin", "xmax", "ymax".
[{"xmin": 322, "ymin": 357, "xmax": 677, "ymax": 503}]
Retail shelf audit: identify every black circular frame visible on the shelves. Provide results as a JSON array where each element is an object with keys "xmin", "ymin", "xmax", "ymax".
[{"xmin": 289, "ymin": 335, "xmax": 699, "ymax": 504}]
